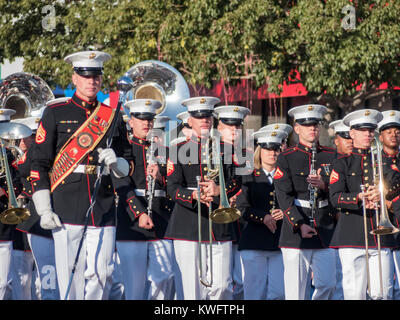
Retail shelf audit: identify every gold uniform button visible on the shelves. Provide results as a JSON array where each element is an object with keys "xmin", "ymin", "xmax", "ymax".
[
  {"xmin": 67, "ymin": 129, "xmax": 71, "ymax": 133},
  {"xmin": 352, "ymin": 173, "xmax": 355, "ymax": 176}
]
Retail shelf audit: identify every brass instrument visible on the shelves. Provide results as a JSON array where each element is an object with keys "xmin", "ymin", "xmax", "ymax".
[
  {"xmin": 121, "ymin": 60, "xmax": 190, "ymax": 126},
  {"xmin": 359, "ymin": 136, "xmax": 399, "ymax": 300},
  {"xmin": 0, "ymin": 72, "xmax": 54, "ymax": 119},
  {"xmin": 197, "ymin": 133, "xmax": 241, "ymax": 287},
  {"xmin": 207, "ymin": 134, "xmax": 241, "ymax": 224},
  {"xmin": 370, "ymin": 137, "xmax": 399, "ymax": 235},
  {"xmin": 0, "ymin": 122, "xmax": 32, "ymax": 224},
  {"xmin": 360, "ymin": 184, "xmax": 372, "ymax": 298}
]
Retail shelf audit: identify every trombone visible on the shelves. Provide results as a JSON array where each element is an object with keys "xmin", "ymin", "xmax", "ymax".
[
  {"xmin": 360, "ymin": 136, "xmax": 399, "ymax": 299},
  {"xmin": 196, "ymin": 133, "xmax": 241, "ymax": 287},
  {"xmin": 0, "ymin": 122, "xmax": 32, "ymax": 224}
]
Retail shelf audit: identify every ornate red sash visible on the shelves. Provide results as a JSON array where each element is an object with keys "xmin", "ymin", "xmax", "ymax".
[{"xmin": 50, "ymin": 103, "xmax": 115, "ymax": 192}]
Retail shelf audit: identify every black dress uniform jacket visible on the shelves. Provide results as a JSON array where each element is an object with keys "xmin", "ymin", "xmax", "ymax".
[
  {"xmin": 164, "ymin": 135, "xmax": 242, "ymax": 242},
  {"xmin": 16, "ymin": 148, "xmax": 52, "ymax": 238},
  {"xmin": 382, "ymin": 151, "xmax": 400, "ymax": 249},
  {"xmin": 329, "ymin": 147, "xmax": 395, "ymax": 248},
  {"xmin": 114, "ymin": 136, "xmax": 170, "ymax": 241},
  {"xmin": 30, "ymin": 94, "xmax": 131, "ymax": 227},
  {"xmin": 274, "ymin": 143, "xmax": 336, "ymax": 249},
  {"xmin": 237, "ymin": 169, "xmax": 281, "ymax": 251}
]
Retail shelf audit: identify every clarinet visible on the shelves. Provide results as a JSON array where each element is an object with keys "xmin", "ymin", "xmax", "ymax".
[
  {"xmin": 308, "ymin": 143, "xmax": 317, "ymax": 226},
  {"xmin": 270, "ymin": 190, "xmax": 276, "ymax": 214},
  {"xmin": 146, "ymin": 134, "xmax": 157, "ymax": 219}
]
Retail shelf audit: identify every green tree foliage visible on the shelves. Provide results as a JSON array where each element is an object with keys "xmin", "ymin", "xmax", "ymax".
[{"xmin": 0, "ymin": 0, "xmax": 399, "ymax": 111}]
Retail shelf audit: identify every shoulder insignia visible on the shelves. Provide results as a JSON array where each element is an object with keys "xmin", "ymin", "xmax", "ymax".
[
  {"xmin": 167, "ymin": 158, "xmax": 175, "ymax": 176},
  {"xmin": 273, "ymin": 167, "xmax": 284, "ymax": 179},
  {"xmin": 329, "ymin": 169, "xmax": 339, "ymax": 184},
  {"xmin": 30, "ymin": 170, "xmax": 40, "ymax": 180},
  {"xmin": 254, "ymin": 170, "xmax": 261, "ymax": 176},
  {"xmin": 35, "ymin": 123, "xmax": 46, "ymax": 144}
]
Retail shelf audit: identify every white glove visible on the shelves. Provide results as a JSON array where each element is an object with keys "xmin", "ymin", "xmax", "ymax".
[
  {"xmin": 32, "ymin": 189, "xmax": 62, "ymax": 230},
  {"xmin": 97, "ymin": 148, "xmax": 129, "ymax": 178}
]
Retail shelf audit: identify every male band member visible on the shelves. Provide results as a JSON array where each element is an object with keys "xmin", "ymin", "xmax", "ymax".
[
  {"xmin": 9, "ymin": 115, "xmax": 45, "ymax": 300},
  {"xmin": 236, "ymin": 129, "xmax": 287, "ymax": 300},
  {"xmin": 213, "ymin": 105, "xmax": 251, "ymax": 300},
  {"xmin": 0, "ymin": 109, "xmax": 23, "ymax": 300},
  {"xmin": 30, "ymin": 51, "xmax": 131, "ymax": 300},
  {"xmin": 327, "ymin": 120, "xmax": 353, "ymax": 300},
  {"xmin": 274, "ymin": 104, "xmax": 337, "ymax": 300},
  {"xmin": 165, "ymin": 96, "xmax": 241, "ymax": 300},
  {"xmin": 377, "ymin": 110, "xmax": 400, "ymax": 299},
  {"xmin": 259, "ymin": 123, "xmax": 293, "ymax": 151},
  {"xmin": 329, "ymin": 109, "xmax": 395, "ymax": 300},
  {"xmin": 170, "ymin": 111, "xmax": 192, "ymax": 147},
  {"xmin": 15, "ymin": 101, "xmax": 67, "ymax": 300},
  {"xmin": 329, "ymin": 120, "xmax": 353, "ymax": 157},
  {"xmin": 114, "ymin": 99, "xmax": 174, "ymax": 300}
]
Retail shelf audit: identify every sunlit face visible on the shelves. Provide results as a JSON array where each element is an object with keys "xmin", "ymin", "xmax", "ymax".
[
  {"xmin": 217, "ymin": 121, "xmax": 241, "ymax": 144},
  {"xmin": 261, "ymin": 148, "xmax": 280, "ymax": 167},
  {"xmin": 349, "ymin": 128, "xmax": 375, "ymax": 149},
  {"xmin": 379, "ymin": 127, "xmax": 400, "ymax": 149},
  {"xmin": 188, "ymin": 116, "xmax": 213, "ymax": 137},
  {"xmin": 72, "ymin": 73, "xmax": 102, "ymax": 101},
  {"xmin": 128, "ymin": 117, "xmax": 154, "ymax": 139},
  {"xmin": 334, "ymin": 135, "xmax": 353, "ymax": 155},
  {"xmin": 19, "ymin": 136, "xmax": 34, "ymax": 152},
  {"xmin": 294, "ymin": 123, "xmax": 320, "ymax": 145}
]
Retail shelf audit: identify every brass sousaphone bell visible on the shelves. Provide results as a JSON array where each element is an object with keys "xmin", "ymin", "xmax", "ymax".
[{"xmin": 0, "ymin": 122, "xmax": 32, "ymax": 224}]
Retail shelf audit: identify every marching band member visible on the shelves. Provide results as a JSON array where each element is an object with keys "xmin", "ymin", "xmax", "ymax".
[
  {"xmin": 15, "ymin": 102, "xmax": 66, "ymax": 300},
  {"xmin": 213, "ymin": 105, "xmax": 251, "ymax": 300},
  {"xmin": 114, "ymin": 99, "xmax": 174, "ymax": 300},
  {"xmin": 0, "ymin": 109, "xmax": 22, "ymax": 300},
  {"xmin": 274, "ymin": 104, "xmax": 337, "ymax": 300},
  {"xmin": 259, "ymin": 123, "xmax": 293, "ymax": 151},
  {"xmin": 327, "ymin": 120, "xmax": 354, "ymax": 300},
  {"xmin": 236, "ymin": 129, "xmax": 287, "ymax": 300},
  {"xmin": 165, "ymin": 97, "xmax": 241, "ymax": 300},
  {"xmin": 377, "ymin": 110, "xmax": 400, "ymax": 299},
  {"xmin": 329, "ymin": 109, "xmax": 395, "ymax": 300},
  {"xmin": 30, "ymin": 51, "xmax": 131, "ymax": 300},
  {"xmin": 9, "ymin": 115, "xmax": 46, "ymax": 300}
]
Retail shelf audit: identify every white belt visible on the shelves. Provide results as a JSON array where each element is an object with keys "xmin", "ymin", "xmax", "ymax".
[
  {"xmin": 294, "ymin": 199, "xmax": 329, "ymax": 209},
  {"xmin": 134, "ymin": 189, "xmax": 166, "ymax": 197},
  {"xmin": 73, "ymin": 164, "xmax": 106, "ymax": 175}
]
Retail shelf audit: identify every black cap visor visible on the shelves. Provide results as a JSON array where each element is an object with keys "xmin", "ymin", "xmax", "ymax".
[
  {"xmin": 189, "ymin": 110, "xmax": 213, "ymax": 119},
  {"xmin": 336, "ymin": 131, "xmax": 351, "ymax": 139},
  {"xmin": 74, "ymin": 67, "xmax": 103, "ymax": 76},
  {"xmin": 351, "ymin": 123, "xmax": 377, "ymax": 130},
  {"xmin": 296, "ymin": 118, "xmax": 321, "ymax": 125},
  {"xmin": 258, "ymin": 142, "xmax": 281, "ymax": 151},
  {"xmin": 220, "ymin": 118, "xmax": 243, "ymax": 126},
  {"xmin": 379, "ymin": 122, "xmax": 400, "ymax": 132},
  {"xmin": 131, "ymin": 112, "xmax": 155, "ymax": 120}
]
